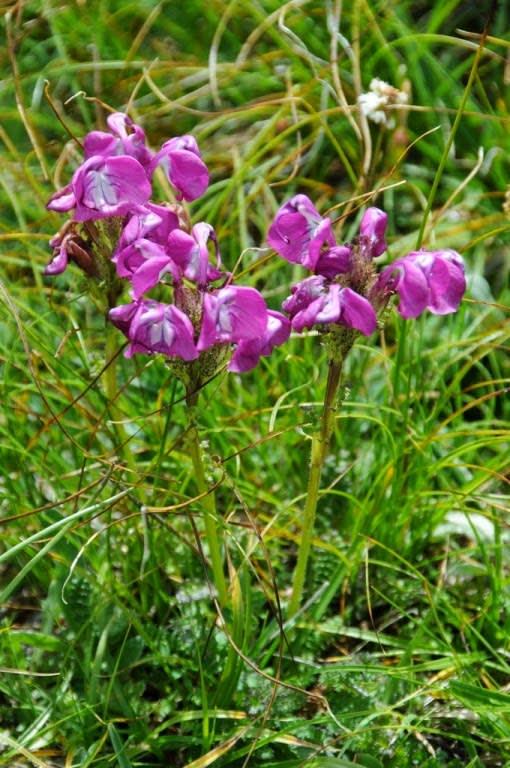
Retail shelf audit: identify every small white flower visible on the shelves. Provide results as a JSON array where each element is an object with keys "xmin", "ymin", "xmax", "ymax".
[{"xmin": 358, "ymin": 77, "xmax": 408, "ymax": 128}]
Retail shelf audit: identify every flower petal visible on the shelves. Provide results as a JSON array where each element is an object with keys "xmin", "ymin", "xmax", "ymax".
[
  {"xmin": 150, "ymin": 136, "xmax": 209, "ymax": 201},
  {"xmin": 359, "ymin": 207, "xmax": 388, "ymax": 258},
  {"xmin": 111, "ymin": 300, "xmax": 198, "ymax": 360},
  {"xmin": 228, "ymin": 310, "xmax": 291, "ymax": 373},
  {"xmin": 197, "ymin": 286, "xmax": 268, "ymax": 351},
  {"xmin": 339, "ymin": 287, "xmax": 377, "ymax": 335},
  {"xmin": 46, "ymin": 184, "xmax": 76, "ymax": 213},
  {"xmin": 73, "ymin": 156, "xmax": 152, "ymax": 221},
  {"xmin": 267, "ymin": 194, "xmax": 335, "ymax": 270}
]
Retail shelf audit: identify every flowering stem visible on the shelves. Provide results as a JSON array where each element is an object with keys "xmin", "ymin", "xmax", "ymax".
[
  {"xmin": 288, "ymin": 357, "xmax": 343, "ymax": 618},
  {"xmin": 104, "ymin": 326, "xmax": 121, "ymax": 404},
  {"xmin": 104, "ymin": 327, "xmax": 136, "ymax": 466},
  {"xmin": 186, "ymin": 392, "xmax": 228, "ymax": 607},
  {"xmin": 103, "ymin": 327, "xmax": 149, "ymax": 535}
]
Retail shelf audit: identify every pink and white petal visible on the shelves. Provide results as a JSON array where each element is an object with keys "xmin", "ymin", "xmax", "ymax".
[
  {"xmin": 46, "ymin": 184, "xmax": 76, "ymax": 213},
  {"xmin": 74, "ymin": 156, "xmax": 151, "ymax": 220}
]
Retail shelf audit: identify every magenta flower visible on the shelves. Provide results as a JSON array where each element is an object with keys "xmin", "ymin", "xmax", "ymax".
[
  {"xmin": 113, "ymin": 239, "xmax": 179, "ymax": 299},
  {"xmin": 359, "ymin": 207, "xmax": 388, "ymax": 258},
  {"xmin": 229, "ymin": 310, "xmax": 291, "ymax": 373},
  {"xmin": 314, "ymin": 244, "xmax": 352, "ymax": 280},
  {"xmin": 108, "ymin": 299, "xmax": 139, "ymax": 336},
  {"xmin": 117, "ymin": 204, "xmax": 180, "ymax": 250},
  {"xmin": 167, "ymin": 222, "xmax": 224, "ymax": 287},
  {"xmin": 150, "ymin": 136, "xmax": 209, "ymax": 202},
  {"xmin": 83, "ymin": 112, "xmax": 153, "ymax": 168},
  {"xmin": 267, "ymin": 194, "xmax": 336, "ymax": 271},
  {"xmin": 376, "ymin": 248, "xmax": 466, "ymax": 319},
  {"xmin": 109, "ymin": 299, "xmax": 198, "ymax": 360},
  {"xmin": 283, "ymin": 276, "xmax": 377, "ymax": 336},
  {"xmin": 197, "ymin": 286, "xmax": 268, "ymax": 352},
  {"xmin": 47, "ymin": 155, "xmax": 152, "ymax": 221}
]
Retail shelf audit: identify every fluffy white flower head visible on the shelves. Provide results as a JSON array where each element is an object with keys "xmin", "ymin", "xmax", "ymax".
[{"xmin": 358, "ymin": 77, "xmax": 408, "ymax": 128}]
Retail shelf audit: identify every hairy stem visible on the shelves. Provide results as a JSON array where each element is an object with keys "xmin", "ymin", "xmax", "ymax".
[
  {"xmin": 289, "ymin": 357, "xmax": 343, "ymax": 617},
  {"xmin": 186, "ymin": 391, "xmax": 228, "ymax": 606}
]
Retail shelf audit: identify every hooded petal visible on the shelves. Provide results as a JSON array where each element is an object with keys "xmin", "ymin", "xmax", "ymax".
[
  {"xmin": 288, "ymin": 279, "xmax": 340, "ymax": 331},
  {"xmin": 267, "ymin": 194, "xmax": 335, "ymax": 270},
  {"xmin": 377, "ymin": 258, "xmax": 429, "ymax": 318},
  {"xmin": 44, "ymin": 237, "xmax": 69, "ymax": 275},
  {"xmin": 46, "ymin": 183, "xmax": 76, "ymax": 213},
  {"xmin": 109, "ymin": 300, "xmax": 140, "ymax": 336},
  {"xmin": 359, "ymin": 207, "xmax": 388, "ymax": 258},
  {"xmin": 84, "ymin": 112, "xmax": 153, "ymax": 167},
  {"xmin": 314, "ymin": 244, "xmax": 352, "ymax": 279},
  {"xmin": 150, "ymin": 135, "xmax": 209, "ymax": 201},
  {"xmin": 130, "ymin": 255, "xmax": 179, "ymax": 299},
  {"xmin": 282, "ymin": 275, "xmax": 327, "ymax": 318},
  {"xmin": 168, "ymin": 222, "xmax": 223, "ymax": 286},
  {"xmin": 417, "ymin": 249, "xmax": 466, "ymax": 315},
  {"xmin": 113, "ymin": 238, "xmax": 169, "ymax": 279},
  {"xmin": 117, "ymin": 203, "xmax": 180, "ymax": 250}
]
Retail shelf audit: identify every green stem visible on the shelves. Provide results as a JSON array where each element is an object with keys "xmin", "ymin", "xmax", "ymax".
[
  {"xmin": 288, "ymin": 357, "xmax": 344, "ymax": 617},
  {"xmin": 104, "ymin": 326, "xmax": 140, "ymax": 481},
  {"xmin": 104, "ymin": 325, "xmax": 120, "ymax": 405},
  {"xmin": 186, "ymin": 395, "xmax": 228, "ymax": 606}
]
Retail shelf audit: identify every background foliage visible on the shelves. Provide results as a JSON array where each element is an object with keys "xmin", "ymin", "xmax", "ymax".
[{"xmin": 1, "ymin": 1, "xmax": 509, "ymax": 766}]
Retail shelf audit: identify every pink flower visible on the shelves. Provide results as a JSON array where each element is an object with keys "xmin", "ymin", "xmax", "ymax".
[
  {"xmin": 314, "ymin": 244, "xmax": 352, "ymax": 279},
  {"xmin": 359, "ymin": 207, "xmax": 388, "ymax": 258},
  {"xmin": 376, "ymin": 249, "xmax": 466, "ymax": 319},
  {"xmin": 229, "ymin": 310, "xmax": 291, "ymax": 372},
  {"xmin": 83, "ymin": 112, "xmax": 153, "ymax": 168},
  {"xmin": 109, "ymin": 300, "xmax": 198, "ymax": 360},
  {"xmin": 150, "ymin": 136, "xmax": 209, "ymax": 202},
  {"xmin": 197, "ymin": 286, "xmax": 268, "ymax": 352},
  {"xmin": 267, "ymin": 194, "xmax": 335, "ymax": 271},
  {"xmin": 283, "ymin": 276, "xmax": 377, "ymax": 336},
  {"xmin": 113, "ymin": 239, "xmax": 179, "ymax": 299},
  {"xmin": 117, "ymin": 204, "xmax": 180, "ymax": 250},
  {"xmin": 47, "ymin": 155, "xmax": 152, "ymax": 221},
  {"xmin": 167, "ymin": 222, "xmax": 225, "ymax": 287}
]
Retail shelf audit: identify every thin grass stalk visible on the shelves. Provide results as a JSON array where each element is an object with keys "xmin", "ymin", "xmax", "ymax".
[
  {"xmin": 288, "ymin": 357, "xmax": 343, "ymax": 617},
  {"xmin": 415, "ymin": 14, "xmax": 488, "ymax": 249}
]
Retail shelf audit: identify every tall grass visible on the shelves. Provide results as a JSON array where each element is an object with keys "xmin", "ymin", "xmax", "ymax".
[{"xmin": 1, "ymin": 1, "xmax": 509, "ymax": 766}]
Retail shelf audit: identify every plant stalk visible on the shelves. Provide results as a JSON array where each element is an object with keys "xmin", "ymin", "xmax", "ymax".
[
  {"xmin": 288, "ymin": 357, "xmax": 343, "ymax": 617},
  {"xmin": 186, "ymin": 393, "xmax": 228, "ymax": 606}
]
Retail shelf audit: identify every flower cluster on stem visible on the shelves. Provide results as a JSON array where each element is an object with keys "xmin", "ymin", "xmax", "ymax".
[
  {"xmin": 45, "ymin": 112, "xmax": 292, "ymax": 606},
  {"xmin": 45, "ymin": 112, "xmax": 290, "ymax": 385},
  {"xmin": 267, "ymin": 193, "xmax": 466, "ymax": 615},
  {"xmin": 268, "ymin": 194, "xmax": 466, "ymax": 353}
]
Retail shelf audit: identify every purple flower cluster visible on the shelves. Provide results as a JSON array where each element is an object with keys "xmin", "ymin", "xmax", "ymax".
[
  {"xmin": 268, "ymin": 194, "xmax": 466, "ymax": 345},
  {"xmin": 45, "ymin": 113, "xmax": 290, "ymax": 373}
]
